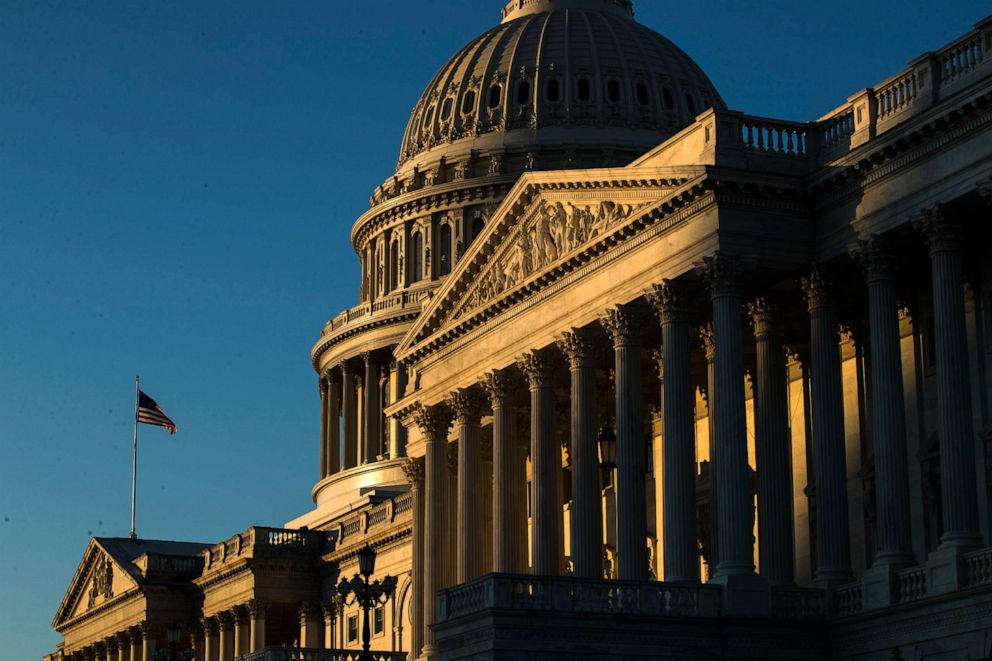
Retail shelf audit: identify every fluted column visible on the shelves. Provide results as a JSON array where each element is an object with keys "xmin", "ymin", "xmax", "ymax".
[
  {"xmin": 484, "ymin": 370, "xmax": 524, "ymax": 572},
  {"xmin": 699, "ymin": 322, "xmax": 719, "ymax": 574},
  {"xmin": 389, "ymin": 360, "xmax": 409, "ymax": 458},
  {"xmin": 319, "ymin": 377, "xmax": 329, "ymax": 479},
  {"xmin": 748, "ymin": 298, "xmax": 795, "ymax": 585},
  {"xmin": 914, "ymin": 208, "xmax": 982, "ymax": 548},
  {"xmin": 602, "ymin": 306, "xmax": 648, "ymax": 581},
  {"xmin": 557, "ymin": 329, "xmax": 602, "ymax": 579},
  {"xmin": 327, "ymin": 370, "xmax": 341, "ymax": 474},
  {"xmin": 648, "ymin": 282, "xmax": 699, "ymax": 582},
  {"xmin": 850, "ymin": 238, "xmax": 915, "ymax": 565},
  {"xmin": 445, "ymin": 442, "xmax": 458, "ymax": 587},
  {"xmin": 448, "ymin": 388, "xmax": 484, "ymax": 582},
  {"xmin": 402, "ymin": 458, "xmax": 425, "ymax": 660},
  {"xmin": 202, "ymin": 619, "xmax": 218, "ymax": 661},
  {"xmin": 415, "ymin": 404, "xmax": 453, "ymax": 657},
  {"xmin": 363, "ymin": 351, "xmax": 381, "ymax": 464},
  {"xmin": 116, "ymin": 633, "xmax": 132, "ymax": 661},
  {"xmin": 518, "ymin": 349, "xmax": 559, "ymax": 576},
  {"xmin": 218, "ymin": 612, "xmax": 234, "ymax": 661},
  {"xmin": 697, "ymin": 255, "xmax": 754, "ymax": 578},
  {"xmin": 233, "ymin": 606, "xmax": 250, "ymax": 656},
  {"xmin": 128, "ymin": 628, "xmax": 142, "ymax": 661},
  {"xmin": 341, "ymin": 363, "xmax": 358, "ymax": 469},
  {"xmin": 248, "ymin": 600, "xmax": 265, "ymax": 652},
  {"xmin": 802, "ymin": 269, "xmax": 853, "ymax": 583}
]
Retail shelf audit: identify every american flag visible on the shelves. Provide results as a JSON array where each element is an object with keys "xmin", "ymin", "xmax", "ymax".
[{"xmin": 136, "ymin": 390, "xmax": 178, "ymax": 434}]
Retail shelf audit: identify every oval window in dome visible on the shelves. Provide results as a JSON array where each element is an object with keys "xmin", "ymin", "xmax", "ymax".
[
  {"xmin": 661, "ymin": 86, "xmax": 674, "ymax": 110},
  {"xmin": 440, "ymin": 97, "xmax": 453, "ymax": 121},
  {"xmin": 636, "ymin": 82, "xmax": 649, "ymax": 106},
  {"xmin": 577, "ymin": 77, "xmax": 591, "ymax": 102},
  {"xmin": 607, "ymin": 79, "xmax": 622, "ymax": 104},
  {"xmin": 685, "ymin": 93, "xmax": 697, "ymax": 116},
  {"xmin": 546, "ymin": 78, "xmax": 560, "ymax": 103},
  {"xmin": 517, "ymin": 80, "xmax": 531, "ymax": 105},
  {"xmin": 462, "ymin": 90, "xmax": 477, "ymax": 114},
  {"xmin": 425, "ymin": 104, "xmax": 436, "ymax": 126},
  {"xmin": 488, "ymin": 84, "xmax": 502, "ymax": 108}
]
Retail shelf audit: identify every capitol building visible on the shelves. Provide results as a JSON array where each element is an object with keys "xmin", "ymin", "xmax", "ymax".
[{"xmin": 47, "ymin": 1, "xmax": 992, "ymax": 659}]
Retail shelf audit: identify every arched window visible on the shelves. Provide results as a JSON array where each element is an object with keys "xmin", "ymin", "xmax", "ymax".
[
  {"xmin": 488, "ymin": 84, "xmax": 502, "ymax": 108},
  {"xmin": 410, "ymin": 231, "xmax": 423, "ymax": 283},
  {"xmin": 390, "ymin": 239, "xmax": 400, "ymax": 291},
  {"xmin": 472, "ymin": 215, "xmax": 485, "ymax": 240},
  {"xmin": 607, "ymin": 79, "xmax": 622, "ymax": 103},
  {"xmin": 546, "ymin": 78, "xmax": 560, "ymax": 103},
  {"xmin": 635, "ymin": 82, "xmax": 649, "ymax": 106},
  {"xmin": 439, "ymin": 223, "xmax": 453, "ymax": 276},
  {"xmin": 517, "ymin": 79, "xmax": 531, "ymax": 105},
  {"xmin": 424, "ymin": 105, "xmax": 435, "ymax": 127},
  {"xmin": 577, "ymin": 77, "xmax": 592, "ymax": 102},
  {"xmin": 462, "ymin": 90, "xmax": 477, "ymax": 114}
]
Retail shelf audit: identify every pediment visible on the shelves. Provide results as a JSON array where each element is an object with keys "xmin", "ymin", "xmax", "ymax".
[
  {"xmin": 397, "ymin": 165, "xmax": 707, "ymax": 361},
  {"xmin": 53, "ymin": 539, "xmax": 140, "ymax": 630}
]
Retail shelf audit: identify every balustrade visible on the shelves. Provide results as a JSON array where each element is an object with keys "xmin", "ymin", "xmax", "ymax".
[
  {"xmin": 896, "ymin": 566, "xmax": 928, "ymax": 602},
  {"xmin": 740, "ymin": 116, "xmax": 808, "ymax": 156}
]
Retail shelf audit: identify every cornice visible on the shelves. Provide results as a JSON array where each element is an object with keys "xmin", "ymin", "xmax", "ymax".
[
  {"xmin": 310, "ymin": 310, "xmax": 420, "ymax": 370},
  {"xmin": 323, "ymin": 524, "xmax": 412, "ymax": 565},
  {"xmin": 193, "ymin": 559, "xmax": 252, "ymax": 591},
  {"xmin": 57, "ymin": 588, "xmax": 143, "ymax": 633}
]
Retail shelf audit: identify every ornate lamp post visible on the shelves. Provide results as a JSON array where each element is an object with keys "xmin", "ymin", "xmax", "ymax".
[
  {"xmin": 337, "ymin": 543, "xmax": 397, "ymax": 661},
  {"xmin": 597, "ymin": 421, "xmax": 617, "ymax": 477}
]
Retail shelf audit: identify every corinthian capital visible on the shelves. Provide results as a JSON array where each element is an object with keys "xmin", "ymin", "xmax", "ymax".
[
  {"xmin": 556, "ymin": 328, "xmax": 596, "ymax": 369},
  {"xmin": 401, "ymin": 457, "xmax": 424, "ymax": 487},
  {"xmin": 848, "ymin": 234, "xmax": 896, "ymax": 279},
  {"xmin": 646, "ymin": 280, "xmax": 687, "ymax": 325},
  {"xmin": 600, "ymin": 305, "xmax": 640, "ymax": 346},
  {"xmin": 694, "ymin": 253, "xmax": 746, "ymax": 298},
  {"xmin": 801, "ymin": 268, "xmax": 834, "ymax": 311},
  {"xmin": 747, "ymin": 297, "xmax": 775, "ymax": 337},
  {"xmin": 517, "ymin": 349, "xmax": 554, "ymax": 388},
  {"xmin": 912, "ymin": 204, "xmax": 962, "ymax": 253},
  {"xmin": 413, "ymin": 404, "xmax": 453, "ymax": 443},
  {"xmin": 482, "ymin": 369, "xmax": 516, "ymax": 407},
  {"xmin": 447, "ymin": 387, "xmax": 485, "ymax": 424}
]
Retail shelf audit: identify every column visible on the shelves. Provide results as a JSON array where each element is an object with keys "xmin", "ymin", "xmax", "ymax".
[
  {"xmin": 341, "ymin": 363, "xmax": 358, "ymax": 469},
  {"xmin": 105, "ymin": 640, "xmax": 118, "ymax": 661},
  {"xmin": 389, "ymin": 360, "xmax": 409, "ymax": 458},
  {"xmin": 188, "ymin": 625, "xmax": 203, "ymax": 661},
  {"xmin": 116, "ymin": 633, "xmax": 132, "ymax": 661},
  {"xmin": 748, "ymin": 298, "xmax": 795, "ymax": 585},
  {"xmin": 415, "ymin": 404, "xmax": 453, "ymax": 658},
  {"xmin": 92, "ymin": 643, "xmax": 106, "ymax": 661},
  {"xmin": 914, "ymin": 208, "xmax": 982, "ymax": 549},
  {"xmin": 299, "ymin": 603, "xmax": 322, "ymax": 648},
  {"xmin": 697, "ymin": 255, "xmax": 755, "ymax": 578},
  {"xmin": 699, "ymin": 322, "xmax": 719, "ymax": 574},
  {"xmin": 448, "ymin": 388, "xmax": 484, "ymax": 582},
  {"xmin": 518, "ymin": 350, "xmax": 560, "ymax": 576},
  {"xmin": 234, "ymin": 606, "xmax": 250, "ymax": 657},
  {"xmin": 801, "ymin": 269, "xmax": 854, "ymax": 583},
  {"xmin": 601, "ymin": 306, "xmax": 649, "ymax": 581},
  {"xmin": 218, "ymin": 613, "xmax": 234, "ymax": 661},
  {"xmin": 401, "ymin": 458, "xmax": 425, "ymax": 660},
  {"xmin": 140, "ymin": 624, "xmax": 154, "ymax": 661},
  {"xmin": 322, "ymin": 603, "xmax": 336, "ymax": 649},
  {"xmin": 248, "ymin": 600, "xmax": 265, "ymax": 652},
  {"xmin": 445, "ymin": 442, "xmax": 458, "ymax": 587},
  {"xmin": 319, "ymin": 376, "xmax": 329, "ymax": 479},
  {"xmin": 203, "ymin": 619, "xmax": 219, "ymax": 661},
  {"xmin": 363, "ymin": 351, "xmax": 381, "ymax": 464},
  {"xmin": 648, "ymin": 281, "xmax": 699, "ymax": 583},
  {"xmin": 327, "ymin": 370, "xmax": 341, "ymax": 474},
  {"xmin": 556, "ymin": 329, "xmax": 603, "ymax": 579},
  {"xmin": 128, "ymin": 628, "xmax": 142, "ymax": 661},
  {"xmin": 851, "ymin": 238, "xmax": 915, "ymax": 565}
]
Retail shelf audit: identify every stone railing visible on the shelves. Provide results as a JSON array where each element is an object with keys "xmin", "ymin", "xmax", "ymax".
[
  {"xmin": 333, "ymin": 492, "xmax": 414, "ymax": 550},
  {"xmin": 437, "ymin": 574, "xmax": 720, "ymax": 622},
  {"xmin": 321, "ymin": 286, "xmax": 433, "ymax": 337},
  {"xmin": 237, "ymin": 648, "xmax": 406, "ymax": 661},
  {"xmin": 896, "ymin": 566, "xmax": 928, "ymax": 603},
  {"xmin": 740, "ymin": 116, "xmax": 809, "ymax": 157},
  {"xmin": 773, "ymin": 586, "xmax": 831, "ymax": 620},
  {"xmin": 141, "ymin": 554, "xmax": 201, "ymax": 576},
  {"xmin": 965, "ymin": 547, "xmax": 992, "ymax": 586},
  {"xmin": 833, "ymin": 582, "xmax": 864, "ymax": 616},
  {"xmin": 203, "ymin": 527, "xmax": 325, "ymax": 569}
]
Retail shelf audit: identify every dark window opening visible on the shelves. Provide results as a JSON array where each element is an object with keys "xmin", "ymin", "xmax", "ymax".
[
  {"xmin": 424, "ymin": 105, "xmax": 435, "ymax": 126},
  {"xmin": 347, "ymin": 615, "xmax": 359, "ymax": 643},
  {"xmin": 517, "ymin": 80, "xmax": 531, "ymax": 105},
  {"xmin": 373, "ymin": 606, "xmax": 385, "ymax": 635},
  {"xmin": 546, "ymin": 78, "xmax": 560, "ymax": 102},
  {"xmin": 577, "ymin": 77, "xmax": 591, "ymax": 102},
  {"xmin": 440, "ymin": 97, "xmax": 453, "ymax": 121},
  {"xmin": 471, "ymin": 216, "xmax": 485, "ymax": 240},
  {"xmin": 685, "ymin": 93, "xmax": 697, "ymax": 116},
  {"xmin": 488, "ymin": 84, "xmax": 502, "ymax": 108},
  {"xmin": 636, "ymin": 82, "xmax": 649, "ymax": 106},
  {"xmin": 607, "ymin": 79, "xmax": 621, "ymax": 103},
  {"xmin": 661, "ymin": 87, "xmax": 674, "ymax": 110},
  {"xmin": 410, "ymin": 231, "xmax": 423, "ymax": 283},
  {"xmin": 439, "ymin": 223, "xmax": 453, "ymax": 276},
  {"xmin": 462, "ymin": 90, "xmax": 476, "ymax": 114}
]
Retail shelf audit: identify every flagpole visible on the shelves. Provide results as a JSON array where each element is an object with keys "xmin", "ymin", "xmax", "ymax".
[{"xmin": 130, "ymin": 375, "xmax": 139, "ymax": 540}]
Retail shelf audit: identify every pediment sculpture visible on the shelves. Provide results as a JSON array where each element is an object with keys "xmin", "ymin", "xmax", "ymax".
[{"xmin": 86, "ymin": 555, "xmax": 114, "ymax": 610}]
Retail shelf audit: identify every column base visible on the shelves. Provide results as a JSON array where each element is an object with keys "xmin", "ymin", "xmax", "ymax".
[
  {"xmin": 708, "ymin": 573, "xmax": 770, "ymax": 617},
  {"xmin": 926, "ymin": 545, "xmax": 970, "ymax": 596}
]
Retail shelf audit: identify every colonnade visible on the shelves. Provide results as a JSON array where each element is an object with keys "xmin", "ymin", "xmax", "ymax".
[
  {"xmin": 58, "ymin": 625, "xmax": 154, "ymax": 661},
  {"xmin": 318, "ymin": 353, "xmax": 409, "ymax": 479},
  {"xmin": 198, "ymin": 600, "xmax": 266, "ymax": 661},
  {"xmin": 403, "ymin": 208, "xmax": 986, "ymax": 658}
]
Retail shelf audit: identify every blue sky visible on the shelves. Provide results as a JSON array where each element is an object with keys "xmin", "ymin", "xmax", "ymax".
[{"xmin": 1, "ymin": 0, "xmax": 985, "ymax": 657}]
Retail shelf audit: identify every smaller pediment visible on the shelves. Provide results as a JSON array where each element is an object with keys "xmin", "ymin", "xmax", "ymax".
[{"xmin": 53, "ymin": 539, "xmax": 141, "ymax": 629}]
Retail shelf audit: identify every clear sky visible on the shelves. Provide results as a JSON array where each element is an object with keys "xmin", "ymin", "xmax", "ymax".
[{"xmin": 1, "ymin": 0, "xmax": 985, "ymax": 657}]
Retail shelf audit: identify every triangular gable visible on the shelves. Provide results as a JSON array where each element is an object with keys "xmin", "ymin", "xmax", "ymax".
[
  {"xmin": 52, "ymin": 539, "xmax": 141, "ymax": 630},
  {"xmin": 396, "ymin": 165, "xmax": 707, "ymax": 362}
]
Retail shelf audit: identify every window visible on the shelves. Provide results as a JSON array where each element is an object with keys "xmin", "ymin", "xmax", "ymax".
[
  {"xmin": 390, "ymin": 239, "xmax": 400, "ymax": 291},
  {"xmin": 635, "ymin": 81, "xmax": 649, "ymax": 106},
  {"xmin": 516, "ymin": 79, "xmax": 531, "ymax": 105},
  {"xmin": 410, "ymin": 230, "xmax": 423, "ymax": 283},
  {"xmin": 685, "ymin": 93, "xmax": 697, "ymax": 116},
  {"xmin": 471, "ymin": 215, "xmax": 485, "ymax": 240},
  {"xmin": 440, "ymin": 97, "xmax": 453, "ymax": 121},
  {"xmin": 661, "ymin": 86, "xmax": 674, "ymax": 110},
  {"xmin": 439, "ymin": 223, "xmax": 453, "ymax": 276},
  {"xmin": 462, "ymin": 90, "xmax": 476, "ymax": 114},
  {"xmin": 488, "ymin": 84, "xmax": 502, "ymax": 108},
  {"xmin": 347, "ymin": 614, "xmax": 359, "ymax": 644},
  {"xmin": 546, "ymin": 78, "xmax": 560, "ymax": 102},
  {"xmin": 373, "ymin": 605, "xmax": 385, "ymax": 636},
  {"xmin": 424, "ymin": 104, "xmax": 435, "ymax": 126},
  {"xmin": 576, "ymin": 77, "xmax": 591, "ymax": 102},
  {"xmin": 607, "ymin": 79, "xmax": 621, "ymax": 103}
]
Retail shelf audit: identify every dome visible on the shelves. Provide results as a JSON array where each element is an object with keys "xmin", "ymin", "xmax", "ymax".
[{"xmin": 394, "ymin": 0, "xmax": 724, "ymax": 178}]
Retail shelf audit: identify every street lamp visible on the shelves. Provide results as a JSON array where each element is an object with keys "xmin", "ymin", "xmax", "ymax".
[
  {"xmin": 597, "ymin": 421, "xmax": 617, "ymax": 472},
  {"xmin": 337, "ymin": 544, "xmax": 397, "ymax": 661},
  {"xmin": 152, "ymin": 622, "xmax": 193, "ymax": 661}
]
